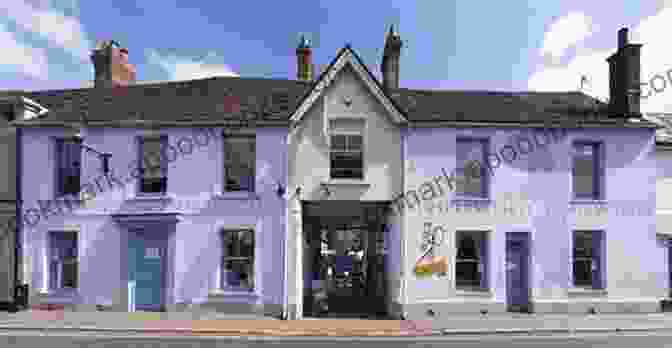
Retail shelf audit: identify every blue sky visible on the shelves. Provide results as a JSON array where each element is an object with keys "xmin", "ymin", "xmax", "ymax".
[{"xmin": 2, "ymin": 0, "xmax": 672, "ymax": 111}]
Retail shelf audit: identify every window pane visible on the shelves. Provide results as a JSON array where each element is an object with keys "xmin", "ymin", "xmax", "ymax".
[
  {"xmin": 141, "ymin": 138, "xmax": 164, "ymax": 179},
  {"xmin": 348, "ymin": 135, "xmax": 363, "ymax": 151},
  {"xmin": 456, "ymin": 139, "xmax": 486, "ymax": 197},
  {"xmin": 141, "ymin": 177, "xmax": 166, "ymax": 193},
  {"xmin": 456, "ymin": 231, "xmax": 485, "ymax": 289},
  {"xmin": 573, "ymin": 157, "xmax": 594, "ymax": 196},
  {"xmin": 330, "ymin": 151, "xmax": 363, "ymax": 179},
  {"xmin": 58, "ymin": 141, "xmax": 81, "ymax": 195},
  {"xmin": 573, "ymin": 231, "xmax": 596, "ymax": 287},
  {"xmin": 331, "ymin": 135, "xmax": 346, "ymax": 151},
  {"xmin": 222, "ymin": 230, "xmax": 254, "ymax": 290},
  {"xmin": 573, "ymin": 143, "xmax": 599, "ymax": 199},
  {"xmin": 573, "ymin": 259, "xmax": 592, "ymax": 286},
  {"xmin": 222, "ymin": 259, "xmax": 253, "ymax": 289},
  {"xmin": 50, "ymin": 232, "xmax": 78, "ymax": 289},
  {"xmin": 574, "ymin": 232, "xmax": 593, "ymax": 258},
  {"xmin": 62, "ymin": 260, "xmax": 78, "ymax": 288},
  {"xmin": 456, "ymin": 261, "xmax": 480, "ymax": 287}
]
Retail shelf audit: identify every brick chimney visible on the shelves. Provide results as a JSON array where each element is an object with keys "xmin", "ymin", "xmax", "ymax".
[
  {"xmin": 296, "ymin": 35, "xmax": 312, "ymax": 82},
  {"xmin": 381, "ymin": 24, "xmax": 402, "ymax": 91},
  {"xmin": 606, "ymin": 28, "xmax": 642, "ymax": 117},
  {"xmin": 91, "ymin": 40, "xmax": 136, "ymax": 87}
]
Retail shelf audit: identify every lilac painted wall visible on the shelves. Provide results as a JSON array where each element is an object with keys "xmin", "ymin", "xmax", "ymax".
[
  {"xmin": 398, "ymin": 125, "xmax": 662, "ymax": 314},
  {"xmin": 20, "ymin": 126, "xmax": 287, "ymax": 311}
]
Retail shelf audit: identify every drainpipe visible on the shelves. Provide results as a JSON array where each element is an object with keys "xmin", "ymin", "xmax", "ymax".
[
  {"xmin": 281, "ymin": 134, "xmax": 290, "ymax": 320},
  {"xmin": 400, "ymin": 126, "xmax": 408, "ymax": 319},
  {"xmin": 281, "ymin": 195, "xmax": 289, "ymax": 319},
  {"xmin": 13, "ymin": 126, "xmax": 22, "ymax": 311}
]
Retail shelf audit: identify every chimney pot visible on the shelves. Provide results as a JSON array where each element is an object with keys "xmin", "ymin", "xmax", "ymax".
[
  {"xmin": 296, "ymin": 34, "xmax": 313, "ymax": 82},
  {"xmin": 381, "ymin": 24, "xmax": 403, "ymax": 90},
  {"xmin": 618, "ymin": 28, "xmax": 628, "ymax": 49}
]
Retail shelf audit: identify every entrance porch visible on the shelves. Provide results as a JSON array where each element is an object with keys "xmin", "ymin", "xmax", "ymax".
[{"xmin": 301, "ymin": 201, "xmax": 390, "ymax": 318}]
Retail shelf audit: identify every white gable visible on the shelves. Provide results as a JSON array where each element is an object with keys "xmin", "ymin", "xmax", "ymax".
[{"xmin": 289, "ymin": 46, "xmax": 407, "ymax": 126}]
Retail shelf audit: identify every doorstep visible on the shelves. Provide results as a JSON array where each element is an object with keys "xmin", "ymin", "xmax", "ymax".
[{"xmin": 662, "ymin": 299, "xmax": 672, "ymax": 312}]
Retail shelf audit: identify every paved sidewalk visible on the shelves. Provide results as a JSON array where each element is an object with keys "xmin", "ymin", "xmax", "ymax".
[{"xmin": 1, "ymin": 311, "xmax": 672, "ymax": 336}]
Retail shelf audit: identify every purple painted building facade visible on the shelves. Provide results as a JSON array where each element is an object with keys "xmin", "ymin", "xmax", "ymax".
[{"xmin": 2, "ymin": 28, "xmax": 670, "ymax": 320}]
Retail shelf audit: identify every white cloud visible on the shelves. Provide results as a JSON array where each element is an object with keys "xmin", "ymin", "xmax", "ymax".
[
  {"xmin": 0, "ymin": 22, "xmax": 49, "ymax": 78},
  {"xmin": 0, "ymin": 0, "xmax": 92, "ymax": 61},
  {"xmin": 528, "ymin": 49, "xmax": 609, "ymax": 101},
  {"xmin": 528, "ymin": 5, "xmax": 672, "ymax": 113},
  {"xmin": 540, "ymin": 12, "xmax": 594, "ymax": 61},
  {"xmin": 147, "ymin": 50, "xmax": 239, "ymax": 81}
]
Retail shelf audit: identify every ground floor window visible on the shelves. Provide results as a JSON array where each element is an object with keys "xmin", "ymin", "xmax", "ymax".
[
  {"xmin": 220, "ymin": 229, "xmax": 254, "ymax": 291},
  {"xmin": 572, "ymin": 230, "xmax": 605, "ymax": 289},
  {"xmin": 48, "ymin": 231, "xmax": 78, "ymax": 290},
  {"xmin": 455, "ymin": 230, "xmax": 488, "ymax": 291}
]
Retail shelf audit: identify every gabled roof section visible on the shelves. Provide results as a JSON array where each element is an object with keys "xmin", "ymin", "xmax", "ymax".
[{"xmin": 289, "ymin": 45, "xmax": 408, "ymax": 125}]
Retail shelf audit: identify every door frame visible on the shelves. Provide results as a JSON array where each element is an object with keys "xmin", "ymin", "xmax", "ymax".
[
  {"xmin": 505, "ymin": 231, "xmax": 532, "ymax": 313},
  {"xmin": 127, "ymin": 228, "xmax": 168, "ymax": 312}
]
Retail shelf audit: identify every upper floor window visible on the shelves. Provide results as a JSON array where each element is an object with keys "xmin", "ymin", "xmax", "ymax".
[
  {"xmin": 221, "ymin": 229, "xmax": 255, "ymax": 291},
  {"xmin": 48, "ymin": 231, "xmax": 78, "ymax": 290},
  {"xmin": 456, "ymin": 138, "xmax": 488, "ymax": 198},
  {"xmin": 223, "ymin": 133, "xmax": 256, "ymax": 192},
  {"xmin": 56, "ymin": 138, "xmax": 81, "ymax": 196},
  {"xmin": 330, "ymin": 134, "xmax": 363, "ymax": 179},
  {"xmin": 572, "ymin": 230, "xmax": 605, "ymax": 289},
  {"xmin": 139, "ymin": 136, "xmax": 167, "ymax": 194},
  {"xmin": 572, "ymin": 142, "xmax": 603, "ymax": 200}
]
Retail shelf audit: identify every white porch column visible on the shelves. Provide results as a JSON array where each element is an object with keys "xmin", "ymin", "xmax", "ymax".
[{"xmin": 287, "ymin": 194, "xmax": 303, "ymax": 319}]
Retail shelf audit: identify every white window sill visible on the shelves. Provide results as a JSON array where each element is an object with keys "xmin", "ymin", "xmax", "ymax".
[
  {"xmin": 213, "ymin": 192, "xmax": 260, "ymax": 200},
  {"xmin": 208, "ymin": 289, "xmax": 260, "ymax": 298},
  {"xmin": 127, "ymin": 193, "xmax": 175, "ymax": 202},
  {"xmin": 321, "ymin": 179, "xmax": 370, "ymax": 187},
  {"xmin": 451, "ymin": 197, "xmax": 492, "ymax": 204},
  {"xmin": 570, "ymin": 199, "xmax": 607, "ymax": 205},
  {"xmin": 455, "ymin": 288, "xmax": 493, "ymax": 297},
  {"xmin": 38, "ymin": 288, "xmax": 80, "ymax": 297},
  {"xmin": 567, "ymin": 287, "xmax": 608, "ymax": 296}
]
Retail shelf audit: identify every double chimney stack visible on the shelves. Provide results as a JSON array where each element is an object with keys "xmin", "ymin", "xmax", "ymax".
[{"xmin": 295, "ymin": 25, "xmax": 403, "ymax": 91}]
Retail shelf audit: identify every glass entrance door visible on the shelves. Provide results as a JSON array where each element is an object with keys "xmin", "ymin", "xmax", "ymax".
[{"xmin": 306, "ymin": 224, "xmax": 371, "ymax": 317}]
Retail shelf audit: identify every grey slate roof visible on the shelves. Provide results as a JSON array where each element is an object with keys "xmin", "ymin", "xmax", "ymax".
[
  {"xmin": 643, "ymin": 113, "xmax": 672, "ymax": 145},
  {"xmin": 0, "ymin": 45, "xmax": 659, "ymax": 128}
]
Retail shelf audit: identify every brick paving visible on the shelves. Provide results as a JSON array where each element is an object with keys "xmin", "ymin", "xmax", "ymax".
[{"xmin": 1, "ymin": 311, "xmax": 672, "ymax": 336}]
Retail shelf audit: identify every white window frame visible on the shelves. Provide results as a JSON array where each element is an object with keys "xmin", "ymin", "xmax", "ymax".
[
  {"xmin": 222, "ymin": 132, "xmax": 256, "ymax": 193},
  {"xmin": 47, "ymin": 230, "xmax": 79, "ymax": 291},
  {"xmin": 328, "ymin": 118, "xmax": 365, "ymax": 180},
  {"xmin": 220, "ymin": 229, "xmax": 256, "ymax": 292},
  {"xmin": 455, "ymin": 230, "xmax": 489, "ymax": 291}
]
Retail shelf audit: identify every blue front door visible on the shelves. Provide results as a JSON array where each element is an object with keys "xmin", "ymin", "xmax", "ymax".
[
  {"xmin": 506, "ymin": 235, "xmax": 529, "ymax": 312},
  {"xmin": 128, "ymin": 231, "xmax": 164, "ymax": 311}
]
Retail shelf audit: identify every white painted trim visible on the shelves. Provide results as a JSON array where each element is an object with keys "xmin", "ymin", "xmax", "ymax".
[
  {"xmin": 42, "ymin": 238, "xmax": 48, "ymax": 293},
  {"xmin": 289, "ymin": 47, "xmax": 407, "ymax": 127},
  {"xmin": 215, "ymin": 224, "xmax": 261, "ymax": 297}
]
